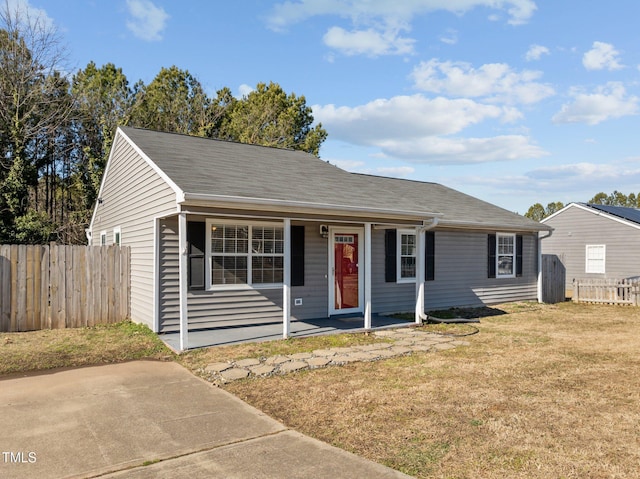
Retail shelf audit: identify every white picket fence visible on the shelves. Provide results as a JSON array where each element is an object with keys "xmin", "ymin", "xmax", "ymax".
[{"xmin": 573, "ymin": 278, "xmax": 640, "ymax": 306}]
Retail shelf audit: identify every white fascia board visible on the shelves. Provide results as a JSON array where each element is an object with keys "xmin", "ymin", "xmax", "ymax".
[{"xmin": 180, "ymin": 192, "xmax": 443, "ymax": 221}]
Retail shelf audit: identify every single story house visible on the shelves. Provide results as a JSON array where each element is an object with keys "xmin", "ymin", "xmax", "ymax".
[
  {"xmin": 541, "ymin": 202, "xmax": 640, "ymax": 295},
  {"xmin": 89, "ymin": 126, "xmax": 552, "ymax": 350}
]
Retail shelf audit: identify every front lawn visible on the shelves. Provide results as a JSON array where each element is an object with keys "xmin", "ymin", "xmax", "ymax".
[
  {"xmin": 223, "ymin": 302, "xmax": 640, "ymax": 478},
  {"xmin": 0, "ymin": 321, "xmax": 172, "ymax": 375}
]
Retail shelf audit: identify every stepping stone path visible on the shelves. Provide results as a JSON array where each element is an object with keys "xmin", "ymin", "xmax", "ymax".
[{"xmin": 200, "ymin": 328, "xmax": 471, "ymax": 385}]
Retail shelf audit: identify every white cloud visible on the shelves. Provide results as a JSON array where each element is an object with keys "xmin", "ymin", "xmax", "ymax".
[
  {"xmin": 266, "ymin": 1, "xmax": 536, "ymax": 57},
  {"xmin": 331, "ymin": 159, "xmax": 368, "ymax": 172},
  {"xmin": 237, "ymin": 84, "xmax": 254, "ymax": 98},
  {"xmin": 522, "ymin": 160, "xmax": 640, "ymax": 197},
  {"xmin": 439, "ymin": 29, "xmax": 458, "ymax": 45},
  {"xmin": 552, "ymin": 82, "xmax": 638, "ymax": 125},
  {"xmin": 411, "ymin": 59, "xmax": 555, "ymax": 105},
  {"xmin": 267, "ymin": 0, "xmax": 537, "ymax": 30},
  {"xmin": 125, "ymin": 0, "xmax": 169, "ymax": 42},
  {"xmin": 323, "ymin": 26, "xmax": 414, "ymax": 56},
  {"xmin": 525, "ymin": 44, "xmax": 549, "ymax": 61},
  {"xmin": 527, "ymin": 162, "xmax": 622, "ymax": 181},
  {"xmin": 313, "ymin": 95, "xmax": 547, "ymax": 164},
  {"xmin": 376, "ymin": 166, "xmax": 415, "ymax": 176},
  {"xmin": 377, "ymin": 135, "xmax": 547, "ymax": 164},
  {"xmin": 582, "ymin": 41, "xmax": 624, "ymax": 71},
  {"xmin": 5, "ymin": 0, "xmax": 55, "ymax": 29},
  {"xmin": 314, "ymin": 94, "xmax": 510, "ymax": 140}
]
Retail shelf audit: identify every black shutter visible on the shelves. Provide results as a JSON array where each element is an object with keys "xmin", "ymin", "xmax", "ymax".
[
  {"xmin": 187, "ymin": 221, "xmax": 206, "ymax": 290},
  {"xmin": 291, "ymin": 225, "xmax": 305, "ymax": 286},
  {"xmin": 488, "ymin": 234, "xmax": 496, "ymax": 278},
  {"xmin": 425, "ymin": 231, "xmax": 435, "ymax": 281},
  {"xmin": 385, "ymin": 229, "xmax": 397, "ymax": 283},
  {"xmin": 516, "ymin": 234, "xmax": 523, "ymax": 277}
]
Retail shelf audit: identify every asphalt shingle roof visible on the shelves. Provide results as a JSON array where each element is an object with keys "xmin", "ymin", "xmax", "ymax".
[{"xmin": 119, "ymin": 127, "xmax": 548, "ymax": 232}]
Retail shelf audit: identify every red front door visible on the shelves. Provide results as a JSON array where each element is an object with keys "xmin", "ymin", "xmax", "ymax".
[{"xmin": 333, "ymin": 232, "xmax": 359, "ymax": 311}]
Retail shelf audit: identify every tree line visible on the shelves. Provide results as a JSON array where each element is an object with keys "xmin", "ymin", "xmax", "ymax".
[
  {"xmin": 525, "ymin": 191, "xmax": 640, "ymax": 222},
  {"xmin": 0, "ymin": 4, "xmax": 327, "ymax": 244}
]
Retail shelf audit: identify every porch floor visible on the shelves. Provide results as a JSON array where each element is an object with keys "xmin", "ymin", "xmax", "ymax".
[{"xmin": 159, "ymin": 314, "xmax": 414, "ymax": 350}]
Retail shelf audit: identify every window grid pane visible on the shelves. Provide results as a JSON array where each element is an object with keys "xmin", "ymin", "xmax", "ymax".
[
  {"xmin": 211, "ymin": 224, "xmax": 285, "ymax": 287},
  {"xmin": 401, "ymin": 257, "xmax": 416, "ymax": 278},
  {"xmin": 497, "ymin": 234, "xmax": 515, "ymax": 276},
  {"xmin": 400, "ymin": 232, "xmax": 417, "ymax": 279}
]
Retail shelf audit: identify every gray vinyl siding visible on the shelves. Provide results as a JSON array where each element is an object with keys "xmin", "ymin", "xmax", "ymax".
[
  {"xmin": 424, "ymin": 231, "xmax": 538, "ymax": 309},
  {"xmin": 158, "ymin": 215, "xmax": 286, "ymax": 333},
  {"xmin": 541, "ymin": 206, "xmax": 640, "ymax": 293},
  {"xmin": 371, "ymin": 229, "xmax": 414, "ymax": 313},
  {"xmin": 290, "ymin": 222, "xmax": 329, "ymax": 320},
  {"xmin": 158, "ymin": 217, "xmax": 179, "ymax": 331},
  {"xmin": 373, "ymin": 230, "xmax": 539, "ymax": 313},
  {"xmin": 90, "ymin": 134, "xmax": 177, "ymax": 329}
]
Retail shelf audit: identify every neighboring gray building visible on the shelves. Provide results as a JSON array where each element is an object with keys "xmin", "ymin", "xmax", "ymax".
[
  {"xmin": 89, "ymin": 127, "xmax": 551, "ymax": 349},
  {"xmin": 541, "ymin": 202, "xmax": 640, "ymax": 295}
]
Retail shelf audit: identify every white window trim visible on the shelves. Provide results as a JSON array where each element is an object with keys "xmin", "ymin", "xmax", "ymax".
[
  {"xmin": 205, "ymin": 218, "xmax": 285, "ymax": 291},
  {"xmin": 496, "ymin": 232, "xmax": 516, "ymax": 279},
  {"xmin": 585, "ymin": 244, "xmax": 606, "ymax": 274},
  {"xmin": 113, "ymin": 227, "xmax": 122, "ymax": 246},
  {"xmin": 397, "ymin": 229, "xmax": 417, "ymax": 284},
  {"xmin": 100, "ymin": 230, "xmax": 107, "ymax": 246}
]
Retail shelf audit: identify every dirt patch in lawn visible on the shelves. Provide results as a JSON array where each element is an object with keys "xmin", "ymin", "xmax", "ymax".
[{"xmin": 224, "ymin": 302, "xmax": 640, "ymax": 478}]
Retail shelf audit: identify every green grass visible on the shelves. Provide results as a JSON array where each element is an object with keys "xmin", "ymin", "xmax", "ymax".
[{"xmin": 0, "ymin": 321, "xmax": 173, "ymax": 376}]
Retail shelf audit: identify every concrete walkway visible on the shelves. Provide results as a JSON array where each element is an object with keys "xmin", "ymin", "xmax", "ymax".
[
  {"xmin": 0, "ymin": 360, "xmax": 412, "ymax": 479},
  {"xmin": 201, "ymin": 328, "xmax": 470, "ymax": 384}
]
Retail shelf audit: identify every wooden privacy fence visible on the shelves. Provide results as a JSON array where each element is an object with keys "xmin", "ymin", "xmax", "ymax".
[
  {"xmin": 573, "ymin": 278, "xmax": 640, "ymax": 306},
  {"xmin": 0, "ymin": 244, "xmax": 130, "ymax": 332}
]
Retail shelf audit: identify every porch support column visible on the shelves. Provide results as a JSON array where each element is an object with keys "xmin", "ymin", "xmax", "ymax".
[
  {"xmin": 178, "ymin": 212, "xmax": 189, "ymax": 351},
  {"xmin": 364, "ymin": 222, "xmax": 372, "ymax": 330},
  {"xmin": 415, "ymin": 226, "xmax": 426, "ymax": 324},
  {"xmin": 283, "ymin": 218, "xmax": 291, "ymax": 339}
]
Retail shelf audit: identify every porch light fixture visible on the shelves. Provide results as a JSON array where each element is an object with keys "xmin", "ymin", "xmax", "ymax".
[{"xmin": 320, "ymin": 224, "xmax": 329, "ymax": 238}]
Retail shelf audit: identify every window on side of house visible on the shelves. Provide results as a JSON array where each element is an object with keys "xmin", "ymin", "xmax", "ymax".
[
  {"xmin": 208, "ymin": 221, "xmax": 284, "ymax": 288},
  {"xmin": 397, "ymin": 230, "xmax": 417, "ymax": 283},
  {"xmin": 497, "ymin": 233, "xmax": 516, "ymax": 278},
  {"xmin": 100, "ymin": 231, "xmax": 107, "ymax": 246},
  {"xmin": 113, "ymin": 227, "xmax": 121, "ymax": 246},
  {"xmin": 585, "ymin": 244, "xmax": 605, "ymax": 273}
]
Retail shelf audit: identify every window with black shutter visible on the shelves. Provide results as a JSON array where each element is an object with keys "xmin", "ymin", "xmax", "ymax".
[{"xmin": 488, "ymin": 233, "xmax": 523, "ymax": 278}]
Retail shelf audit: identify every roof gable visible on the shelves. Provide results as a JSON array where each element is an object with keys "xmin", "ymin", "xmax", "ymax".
[{"xmin": 543, "ymin": 202, "xmax": 640, "ymax": 231}]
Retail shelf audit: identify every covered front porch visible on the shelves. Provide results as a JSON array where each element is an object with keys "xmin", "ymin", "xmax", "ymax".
[
  {"xmin": 162, "ymin": 209, "xmax": 441, "ymax": 350},
  {"xmin": 160, "ymin": 314, "xmax": 413, "ymax": 350}
]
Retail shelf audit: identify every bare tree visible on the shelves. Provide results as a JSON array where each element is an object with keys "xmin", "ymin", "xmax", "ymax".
[{"xmin": 0, "ymin": 0, "xmax": 72, "ymax": 241}]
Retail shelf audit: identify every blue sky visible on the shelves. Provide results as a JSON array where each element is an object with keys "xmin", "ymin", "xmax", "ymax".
[{"xmin": 18, "ymin": 0, "xmax": 640, "ymax": 214}]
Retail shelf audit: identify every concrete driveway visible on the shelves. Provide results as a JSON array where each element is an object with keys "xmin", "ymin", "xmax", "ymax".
[{"xmin": 0, "ymin": 361, "xmax": 411, "ymax": 479}]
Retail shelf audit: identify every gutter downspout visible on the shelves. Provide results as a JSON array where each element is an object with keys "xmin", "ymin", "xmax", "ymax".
[
  {"xmin": 537, "ymin": 229, "xmax": 554, "ymax": 303},
  {"xmin": 416, "ymin": 217, "xmax": 439, "ymax": 324}
]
